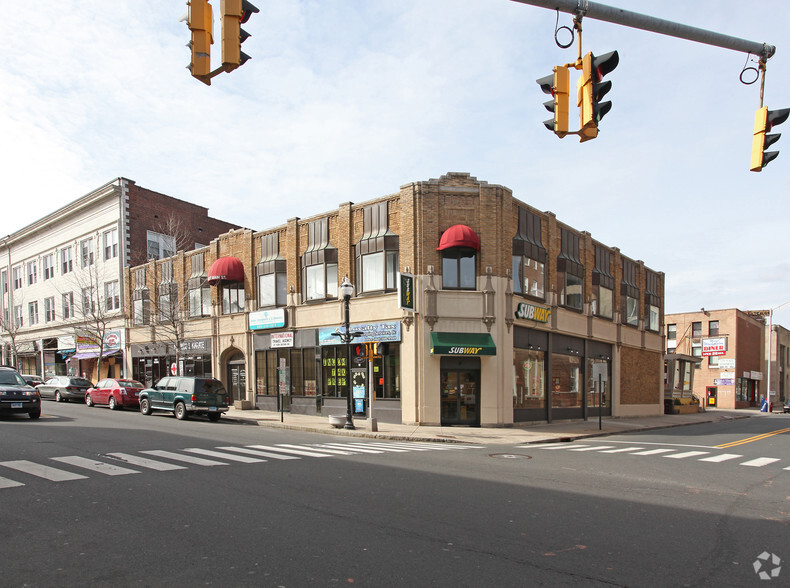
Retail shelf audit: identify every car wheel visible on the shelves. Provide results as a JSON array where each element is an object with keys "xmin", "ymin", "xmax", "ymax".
[
  {"xmin": 140, "ymin": 398, "xmax": 152, "ymax": 416},
  {"xmin": 207, "ymin": 413, "xmax": 221, "ymax": 422},
  {"xmin": 55, "ymin": 391, "xmax": 62, "ymax": 402},
  {"xmin": 85, "ymin": 394, "xmax": 93, "ymax": 407},
  {"xmin": 108, "ymin": 396, "xmax": 117, "ymax": 410},
  {"xmin": 174, "ymin": 402, "xmax": 188, "ymax": 420},
  {"xmin": 29, "ymin": 409, "xmax": 41, "ymax": 419}
]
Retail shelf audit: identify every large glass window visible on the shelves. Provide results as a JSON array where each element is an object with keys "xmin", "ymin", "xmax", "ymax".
[
  {"xmin": 625, "ymin": 296, "xmax": 639, "ymax": 326},
  {"xmin": 550, "ymin": 354, "xmax": 582, "ymax": 409},
  {"xmin": 221, "ymin": 282, "xmax": 245, "ymax": 314},
  {"xmin": 321, "ymin": 346, "xmax": 348, "ymax": 397},
  {"xmin": 355, "ymin": 202, "xmax": 399, "ymax": 294},
  {"xmin": 442, "ymin": 248, "xmax": 476, "ymax": 290},
  {"xmin": 513, "ymin": 256, "xmax": 545, "ymax": 299},
  {"xmin": 187, "ymin": 253, "xmax": 211, "ymax": 318},
  {"xmin": 592, "ymin": 246, "xmax": 614, "ymax": 319},
  {"xmin": 561, "ymin": 273, "xmax": 583, "ymax": 310},
  {"xmin": 645, "ymin": 270, "xmax": 661, "ymax": 333},
  {"xmin": 586, "ymin": 357, "xmax": 610, "ymax": 409},
  {"xmin": 301, "ymin": 219, "xmax": 338, "ymax": 302},
  {"xmin": 513, "ymin": 348, "xmax": 545, "ymax": 410},
  {"xmin": 558, "ymin": 228, "xmax": 584, "ymax": 311},
  {"xmin": 621, "ymin": 259, "xmax": 640, "ymax": 327},
  {"xmin": 257, "ymin": 233, "xmax": 288, "ymax": 308}
]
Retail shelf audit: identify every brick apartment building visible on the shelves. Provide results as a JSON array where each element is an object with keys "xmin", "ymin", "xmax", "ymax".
[
  {"xmin": 0, "ymin": 178, "xmax": 241, "ymax": 380},
  {"xmin": 125, "ymin": 172, "xmax": 665, "ymax": 426}
]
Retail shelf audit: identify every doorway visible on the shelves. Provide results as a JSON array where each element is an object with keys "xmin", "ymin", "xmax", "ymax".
[
  {"xmin": 440, "ymin": 357, "xmax": 480, "ymax": 426},
  {"xmin": 226, "ymin": 352, "xmax": 246, "ymax": 403}
]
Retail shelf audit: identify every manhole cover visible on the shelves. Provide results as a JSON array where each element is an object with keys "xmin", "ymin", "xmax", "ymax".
[{"xmin": 489, "ymin": 453, "xmax": 532, "ymax": 460}]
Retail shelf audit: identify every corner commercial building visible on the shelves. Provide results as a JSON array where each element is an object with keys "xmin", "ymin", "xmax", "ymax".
[
  {"xmin": 125, "ymin": 172, "xmax": 665, "ymax": 426},
  {"xmin": 0, "ymin": 178, "xmax": 240, "ymax": 380}
]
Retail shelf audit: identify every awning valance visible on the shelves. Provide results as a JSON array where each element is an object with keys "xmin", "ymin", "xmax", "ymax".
[
  {"xmin": 437, "ymin": 224, "xmax": 480, "ymax": 251},
  {"xmin": 208, "ymin": 256, "xmax": 245, "ymax": 285},
  {"xmin": 67, "ymin": 349, "xmax": 120, "ymax": 362},
  {"xmin": 430, "ymin": 332, "xmax": 496, "ymax": 356}
]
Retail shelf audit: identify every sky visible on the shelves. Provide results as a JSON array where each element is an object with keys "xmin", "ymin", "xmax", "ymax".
[{"xmin": 1, "ymin": 1, "xmax": 789, "ymax": 326}]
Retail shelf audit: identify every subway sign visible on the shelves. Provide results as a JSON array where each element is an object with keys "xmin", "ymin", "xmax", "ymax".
[{"xmin": 515, "ymin": 302, "xmax": 551, "ymax": 323}]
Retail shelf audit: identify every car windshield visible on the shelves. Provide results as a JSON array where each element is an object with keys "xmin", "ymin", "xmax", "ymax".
[
  {"xmin": 195, "ymin": 379, "xmax": 226, "ymax": 395},
  {"xmin": 0, "ymin": 371, "xmax": 27, "ymax": 386},
  {"xmin": 117, "ymin": 380, "xmax": 144, "ymax": 388},
  {"xmin": 70, "ymin": 378, "xmax": 93, "ymax": 386}
]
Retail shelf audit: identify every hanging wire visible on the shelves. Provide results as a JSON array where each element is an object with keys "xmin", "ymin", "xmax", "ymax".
[
  {"xmin": 553, "ymin": 9, "xmax": 575, "ymax": 49},
  {"xmin": 739, "ymin": 53, "xmax": 760, "ymax": 85}
]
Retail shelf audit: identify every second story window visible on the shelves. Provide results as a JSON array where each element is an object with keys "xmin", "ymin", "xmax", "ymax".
[
  {"xmin": 26, "ymin": 261, "xmax": 37, "ymax": 286},
  {"xmin": 221, "ymin": 282, "xmax": 245, "ymax": 314},
  {"xmin": 557, "ymin": 228, "xmax": 583, "ymax": 311},
  {"xmin": 301, "ymin": 218, "xmax": 338, "ymax": 302},
  {"xmin": 61, "ymin": 247, "xmax": 73, "ymax": 274},
  {"xmin": 438, "ymin": 224, "xmax": 479, "ymax": 291},
  {"xmin": 355, "ymin": 202, "xmax": 399, "ymax": 294},
  {"xmin": 43, "ymin": 254, "xmax": 55, "ymax": 280},
  {"xmin": 103, "ymin": 228, "xmax": 119, "ymax": 261},
  {"xmin": 12, "ymin": 266, "xmax": 22, "ymax": 290},
  {"xmin": 621, "ymin": 259, "xmax": 639, "ymax": 327},
  {"xmin": 158, "ymin": 261, "xmax": 177, "ymax": 322},
  {"xmin": 62, "ymin": 292, "xmax": 74, "ymax": 320},
  {"xmin": 187, "ymin": 253, "xmax": 211, "ymax": 318},
  {"xmin": 512, "ymin": 207, "xmax": 546, "ymax": 300},
  {"xmin": 80, "ymin": 238, "xmax": 94, "ymax": 268},
  {"xmin": 645, "ymin": 270, "xmax": 661, "ymax": 332},
  {"xmin": 132, "ymin": 268, "xmax": 150, "ymax": 325},
  {"xmin": 257, "ymin": 233, "xmax": 287, "ymax": 308},
  {"xmin": 28, "ymin": 301, "xmax": 39, "ymax": 326},
  {"xmin": 44, "ymin": 297, "xmax": 56, "ymax": 322},
  {"xmin": 709, "ymin": 320, "xmax": 719, "ymax": 336},
  {"xmin": 14, "ymin": 305, "xmax": 23, "ymax": 328},
  {"xmin": 592, "ymin": 246, "xmax": 613, "ymax": 319}
]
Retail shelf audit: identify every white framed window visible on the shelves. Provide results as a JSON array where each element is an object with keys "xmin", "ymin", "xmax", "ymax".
[
  {"xmin": 12, "ymin": 266, "xmax": 23, "ymax": 290},
  {"xmin": 104, "ymin": 280, "xmax": 120, "ymax": 311},
  {"xmin": 44, "ymin": 297, "xmax": 56, "ymax": 322},
  {"xmin": 80, "ymin": 238, "xmax": 94, "ymax": 268},
  {"xmin": 82, "ymin": 287, "xmax": 95, "ymax": 315},
  {"xmin": 189, "ymin": 284, "xmax": 211, "ymax": 317},
  {"xmin": 62, "ymin": 292, "xmax": 74, "ymax": 320},
  {"xmin": 61, "ymin": 247, "xmax": 73, "ymax": 274},
  {"xmin": 146, "ymin": 231, "xmax": 176, "ymax": 260},
  {"xmin": 43, "ymin": 254, "xmax": 55, "ymax": 280},
  {"xmin": 26, "ymin": 260, "xmax": 37, "ymax": 285},
  {"xmin": 28, "ymin": 301, "xmax": 39, "ymax": 325},
  {"xmin": 647, "ymin": 304, "xmax": 660, "ymax": 332},
  {"xmin": 625, "ymin": 296, "xmax": 639, "ymax": 326},
  {"xmin": 103, "ymin": 228, "xmax": 119, "ymax": 261},
  {"xmin": 14, "ymin": 305, "xmax": 23, "ymax": 328},
  {"xmin": 221, "ymin": 282, "xmax": 245, "ymax": 314}
]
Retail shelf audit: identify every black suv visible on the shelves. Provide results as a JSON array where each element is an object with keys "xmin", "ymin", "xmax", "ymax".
[
  {"xmin": 139, "ymin": 377, "xmax": 229, "ymax": 421},
  {"xmin": 0, "ymin": 366, "xmax": 41, "ymax": 419}
]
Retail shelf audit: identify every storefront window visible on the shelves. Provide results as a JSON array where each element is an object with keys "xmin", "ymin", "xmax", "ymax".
[
  {"xmin": 513, "ymin": 348, "xmax": 545, "ymax": 409},
  {"xmin": 586, "ymin": 357, "xmax": 610, "ymax": 408},
  {"xmin": 321, "ymin": 347, "xmax": 347, "ymax": 397},
  {"xmin": 551, "ymin": 354, "xmax": 582, "ymax": 408}
]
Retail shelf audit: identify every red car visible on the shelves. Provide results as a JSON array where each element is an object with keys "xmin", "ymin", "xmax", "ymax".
[{"xmin": 85, "ymin": 378, "xmax": 144, "ymax": 410}]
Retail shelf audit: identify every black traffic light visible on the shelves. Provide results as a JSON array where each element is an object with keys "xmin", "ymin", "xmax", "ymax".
[
  {"xmin": 221, "ymin": 0, "xmax": 259, "ymax": 69},
  {"xmin": 376, "ymin": 342, "xmax": 389, "ymax": 356},
  {"xmin": 750, "ymin": 106, "xmax": 790, "ymax": 172},
  {"xmin": 536, "ymin": 65, "xmax": 570, "ymax": 138},
  {"xmin": 578, "ymin": 50, "xmax": 619, "ymax": 142}
]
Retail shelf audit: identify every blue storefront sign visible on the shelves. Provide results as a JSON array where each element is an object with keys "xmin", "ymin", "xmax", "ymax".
[{"xmin": 318, "ymin": 321, "xmax": 401, "ymax": 346}]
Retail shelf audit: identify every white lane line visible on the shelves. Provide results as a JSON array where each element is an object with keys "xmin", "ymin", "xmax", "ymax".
[
  {"xmin": 0, "ymin": 476, "xmax": 24, "ymax": 489},
  {"xmin": 739, "ymin": 457, "xmax": 781, "ymax": 467},
  {"xmin": 277, "ymin": 444, "xmax": 356, "ymax": 455},
  {"xmin": 51, "ymin": 456, "xmax": 140, "ymax": 476},
  {"xmin": 632, "ymin": 449, "xmax": 675, "ymax": 456},
  {"xmin": 698, "ymin": 454, "xmax": 743, "ymax": 463},
  {"xmin": 0, "ymin": 460, "xmax": 87, "ymax": 482},
  {"xmin": 599, "ymin": 447, "xmax": 644, "ymax": 453},
  {"xmin": 665, "ymin": 451, "xmax": 710, "ymax": 459},
  {"xmin": 219, "ymin": 447, "xmax": 300, "ymax": 461},
  {"xmin": 141, "ymin": 450, "xmax": 228, "ymax": 466},
  {"xmin": 106, "ymin": 453, "xmax": 187, "ymax": 471},
  {"xmin": 183, "ymin": 448, "xmax": 265, "ymax": 463},
  {"xmin": 568, "ymin": 446, "xmax": 616, "ymax": 452},
  {"xmin": 246, "ymin": 445, "xmax": 332, "ymax": 458},
  {"xmin": 533, "ymin": 444, "xmax": 589, "ymax": 450}
]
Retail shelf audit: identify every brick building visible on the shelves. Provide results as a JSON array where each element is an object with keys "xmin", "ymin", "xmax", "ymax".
[{"xmin": 125, "ymin": 172, "xmax": 665, "ymax": 426}]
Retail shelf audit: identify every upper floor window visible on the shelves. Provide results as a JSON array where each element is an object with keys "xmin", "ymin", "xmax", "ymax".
[
  {"xmin": 26, "ymin": 260, "xmax": 37, "ymax": 286},
  {"xmin": 692, "ymin": 321, "xmax": 702, "ymax": 338},
  {"xmin": 709, "ymin": 320, "xmax": 719, "ymax": 336},
  {"xmin": 221, "ymin": 282, "xmax": 245, "ymax": 314},
  {"xmin": 61, "ymin": 247, "xmax": 73, "ymax": 274},
  {"xmin": 43, "ymin": 254, "xmax": 55, "ymax": 280},
  {"xmin": 158, "ymin": 261, "xmax": 177, "ymax": 322},
  {"xmin": 132, "ymin": 268, "xmax": 149, "ymax": 325},
  {"xmin": 44, "ymin": 296, "xmax": 56, "ymax": 322},
  {"xmin": 355, "ymin": 202, "xmax": 399, "ymax": 294},
  {"xmin": 82, "ymin": 287, "xmax": 95, "ymax": 315},
  {"xmin": 1, "ymin": 269, "xmax": 7, "ymax": 294},
  {"xmin": 645, "ymin": 270, "xmax": 661, "ymax": 332},
  {"xmin": 667, "ymin": 324, "xmax": 677, "ymax": 340},
  {"xmin": 28, "ymin": 301, "xmax": 39, "ymax": 326},
  {"xmin": 512, "ymin": 208, "xmax": 546, "ymax": 300},
  {"xmin": 301, "ymin": 218, "xmax": 338, "ymax": 302},
  {"xmin": 557, "ymin": 228, "xmax": 583, "ymax": 311},
  {"xmin": 12, "ymin": 266, "xmax": 23, "ymax": 290},
  {"xmin": 147, "ymin": 231, "xmax": 176, "ymax": 261},
  {"xmin": 103, "ymin": 228, "xmax": 119, "ymax": 261},
  {"xmin": 80, "ymin": 238, "xmax": 94, "ymax": 268},
  {"xmin": 438, "ymin": 224, "xmax": 479, "ymax": 291},
  {"xmin": 621, "ymin": 259, "xmax": 639, "ymax": 327},
  {"xmin": 187, "ymin": 253, "xmax": 211, "ymax": 318},
  {"xmin": 592, "ymin": 246, "xmax": 613, "ymax": 319},
  {"xmin": 14, "ymin": 305, "xmax": 23, "ymax": 328},
  {"xmin": 62, "ymin": 292, "xmax": 74, "ymax": 320},
  {"xmin": 105, "ymin": 280, "xmax": 120, "ymax": 312},
  {"xmin": 257, "ymin": 233, "xmax": 287, "ymax": 308}
]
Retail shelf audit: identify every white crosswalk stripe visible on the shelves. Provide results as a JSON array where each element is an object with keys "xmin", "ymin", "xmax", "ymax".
[
  {"xmin": 632, "ymin": 448, "xmax": 675, "ymax": 456},
  {"xmin": 0, "ymin": 476, "xmax": 24, "ymax": 489},
  {"xmin": 739, "ymin": 457, "xmax": 781, "ymax": 467},
  {"xmin": 218, "ymin": 446, "xmax": 300, "ymax": 460},
  {"xmin": 141, "ymin": 450, "xmax": 228, "ymax": 466},
  {"xmin": 0, "ymin": 460, "xmax": 87, "ymax": 482},
  {"xmin": 600, "ymin": 447, "xmax": 644, "ymax": 453},
  {"xmin": 314, "ymin": 443, "xmax": 387, "ymax": 454},
  {"xmin": 51, "ymin": 456, "xmax": 140, "ymax": 476},
  {"xmin": 278, "ymin": 444, "xmax": 356, "ymax": 456},
  {"xmin": 568, "ymin": 445, "xmax": 616, "ymax": 452},
  {"xmin": 698, "ymin": 454, "xmax": 743, "ymax": 463},
  {"xmin": 183, "ymin": 448, "xmax": 265, "ymax": 463},
  {"xmin": 664, "ymin": 451, "xmax": 710, "ymax": 459},
  {"xmin": 246, "ymin": 444, "xmax": 333, "ymax": 458},
  {"xmin": 106, "ymin": 453, "xmax": 188, "ymax": 471}
]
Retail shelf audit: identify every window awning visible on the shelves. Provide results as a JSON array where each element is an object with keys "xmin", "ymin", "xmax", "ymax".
[
  {"xmin": 67, "ymin": 349, "xmax": 120, "ymax": 362},
  {"xmin": 430, "ymin": 332, "xmax": 496, "ymax": 356},
  {"xmin": 437, "ymin": 224, "xmax": 480, "ymax": 251},
  {"xmin": 208, "ymin": 256, "xmax": 245, "ymax": 285}
]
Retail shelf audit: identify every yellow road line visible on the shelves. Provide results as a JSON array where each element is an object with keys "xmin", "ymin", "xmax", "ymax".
[{"xmin": 715, "ymin": 427, "xmax": 790, "ymax": 448}]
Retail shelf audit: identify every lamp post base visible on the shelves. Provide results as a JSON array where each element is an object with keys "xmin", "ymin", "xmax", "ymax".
[{"xmin": 344, "ymin": 416, "xmax": 356, "ymax": 430}]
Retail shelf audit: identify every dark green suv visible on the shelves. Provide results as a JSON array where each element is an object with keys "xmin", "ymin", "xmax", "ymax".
[{"xmin": 138, "ymin": 377, "xmax": 229, "ymax": 422}]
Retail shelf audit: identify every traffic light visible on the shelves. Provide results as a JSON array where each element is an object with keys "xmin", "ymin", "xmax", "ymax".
[
  {"xmin": 536, "ymin": 65, "xmax": 570, "ymax": 138},
  {"xmin": 578, "ymin": 50, "xmax": 619, "ymax": 142},
  {"xmin": 750, "ymin": 106, "xmax": 790, "ymax": 172},
  {"xmin": 353, "ymin": 344, "xmax": 367, "ymax": 365},
  {"xmin": 187, "ymin": 0, "xmax": 214, "ymax": 82},
  {"xmin": 376, "ymin": 342, "xmax": 389, "ymax": 356},
  {"xmin": 221, "ymin": 0, "xmax": 259, "ymax": 69}
]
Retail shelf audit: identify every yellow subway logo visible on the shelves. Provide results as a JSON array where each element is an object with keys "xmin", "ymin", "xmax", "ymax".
[
  {"xmin": 448, "ymin": 346, "xmax": 483, "ymax": 355},
  {"xmin": 515, "ymin": 303, "xmax": 551, "ymax": 323}
]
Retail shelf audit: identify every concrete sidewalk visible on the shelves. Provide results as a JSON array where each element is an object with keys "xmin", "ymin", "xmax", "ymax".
[{"xmin": 223, "ymin": 407, "xmax": 773, "ymax": 445}]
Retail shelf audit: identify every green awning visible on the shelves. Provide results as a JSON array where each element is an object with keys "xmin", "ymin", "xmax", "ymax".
[{"xmin": 430, "ymin": 332, "xmax": 496, "ymax": 356}]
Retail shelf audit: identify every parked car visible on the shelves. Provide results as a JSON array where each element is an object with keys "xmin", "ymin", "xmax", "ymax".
[
  {"xmin": 37, "ymin": 376, "xmax": 94, "ymax": 402},
  {"xmin": 784, "ymin": 399, "xmax": 790, "ymax": 414},
  {"xmin": 139, "ymin": 376, "xmax": 229, "ymax": 421},
  {"xmin": 22, "ymin": 374, "xmax": 45, "ymax": 387},
  {"xmin": 0, "ymin": 366, "xmax": 41, "ymax": 419},
  {"xmin": 86, "ymin": 378, "xmax": 145, "ymax": 410}
]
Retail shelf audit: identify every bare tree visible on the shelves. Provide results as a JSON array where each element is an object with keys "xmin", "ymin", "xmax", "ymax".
[
  {"xmin": 153, "ymin": 265, "xmax": 192, "ymax": 371},
  {"xmin": 0, "ymin": 299, "xmax": 24, "ymax": 368},
  {"xmin": 131, "ymin": 212, "xmax": 196, "ymax": 267}
]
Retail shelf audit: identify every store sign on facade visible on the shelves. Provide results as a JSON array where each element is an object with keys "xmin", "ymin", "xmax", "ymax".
[
  {"xmin": 249, "ymin": 308, "xmax": 287, "ymax": 330},
  {"xmin": 515, "ymin": 302, "xmax": 551, "ymax": 323},
  {"xmin": 701, "ymin": 337, "xmax": 727, "ymax": 356},
  {"xmin": 270, "ymin": 332, "xmax": 294, "ymax": 348}
]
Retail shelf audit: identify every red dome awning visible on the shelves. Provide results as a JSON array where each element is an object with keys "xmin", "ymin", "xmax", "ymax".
[
  {"xmin": 437, "ymin": 224, "xmax": 480, "ymax": 251},
  {"xmin": 207, "ymin": 256, "xmax": 245, "ymax": 285}
]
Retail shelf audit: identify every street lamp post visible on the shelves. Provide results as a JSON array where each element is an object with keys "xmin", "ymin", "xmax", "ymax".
[{"xmin": 337, "ymin": 277, "xmax": 361, "ymax": 430}]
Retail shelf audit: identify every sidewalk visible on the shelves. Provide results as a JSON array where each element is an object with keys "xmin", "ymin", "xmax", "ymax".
[{"xmin": 223, "ymin": 406, "xmax": 772, "ymax": 445}]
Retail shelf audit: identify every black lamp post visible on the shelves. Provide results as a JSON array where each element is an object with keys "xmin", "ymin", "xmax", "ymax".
[{"xmin": 339, "ymin": 277, "xmax": 359, "ymax": 430}]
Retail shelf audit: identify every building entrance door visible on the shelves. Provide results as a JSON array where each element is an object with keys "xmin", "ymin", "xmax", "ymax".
[
  {"xmin": 440, "ymin": 357, "xmax": 480, "ymax": 426},
  {"xmin": 226, "ymin": 353, "xmax": 246, "ymax": 402}
]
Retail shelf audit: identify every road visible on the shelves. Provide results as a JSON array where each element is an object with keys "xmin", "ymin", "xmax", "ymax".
[{"xmin": 1, "ymin": 402, "xmax": 788, "ymax": 587}]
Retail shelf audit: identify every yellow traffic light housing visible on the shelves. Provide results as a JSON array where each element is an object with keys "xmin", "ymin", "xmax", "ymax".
[
  {"xmin": 577, "ymin": 51, "xmax": 618, "ymax": 143},
  {"xmin": 750, "ymin": 106, "xmax": 790, "ymax": 172},
  {"xmin": 187, "ymin": 0, "xmax": 213, "ymax": 82},
  {"xmin": 221, "ymin": 0, "xmax": 259, "ymax": 69},
  {"xmin": 537, "ymin": 66, "xmax": 570, "ymax": 138}
]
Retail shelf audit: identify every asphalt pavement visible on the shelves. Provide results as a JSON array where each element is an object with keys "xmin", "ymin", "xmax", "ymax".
[{"xmin": 223, "ymin": 405, "xmax": 780, "ymax": 445}]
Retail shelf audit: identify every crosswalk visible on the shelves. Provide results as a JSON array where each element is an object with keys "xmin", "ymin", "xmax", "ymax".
[
  {"xmin": 0, "ymin": 441, "xmax": 481, "ymax": 490},
  {"xmin": 525, "ymin": 441, "xmax": 790, "ymax": 471}
]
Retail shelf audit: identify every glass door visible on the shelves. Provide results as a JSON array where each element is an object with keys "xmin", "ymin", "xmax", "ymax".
[{"xmin": 440, "ymin": 368, "xmax": 480, "ymax": 426}]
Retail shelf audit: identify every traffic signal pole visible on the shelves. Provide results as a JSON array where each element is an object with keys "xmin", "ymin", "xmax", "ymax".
[{"xmin": 511, "ymin": 0, "xmax": 775, "ymax": 60}]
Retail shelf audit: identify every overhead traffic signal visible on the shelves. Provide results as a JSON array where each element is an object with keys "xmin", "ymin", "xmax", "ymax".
[
  {"xmin": 536, "ymin": 65, "xmax": 570, "ymax": 138},
  {"xmin": 577, "ymin": 50, "xmax": 619, "ymax": 142},
  {"xmin": 221, "ymin": 0, "xmax": 259, "ymax": 69},
  {"xmin": 750, "ymin": 106, "xmax": 790, "ymax": 172},
  {"xmin": 187, "ymin": 0, "xmax": 214, "ymax": 82}
]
